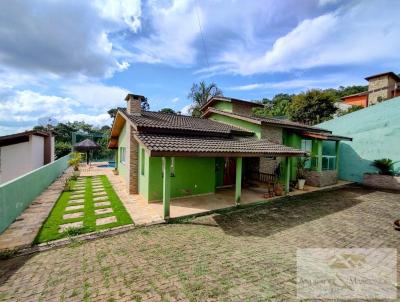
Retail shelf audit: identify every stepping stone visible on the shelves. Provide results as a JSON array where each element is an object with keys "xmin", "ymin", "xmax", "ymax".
[
  {"xmin": 94, "ymin": 196, "xmax": 108, "ymax": 201},
  {"xmin": 95, "ymin": 201, "xmax": 111, "ymax": 207},
  {"xmin": 70, "ymin": 194, "xmax": 84, "ymax": 199},
  {"xmin": 63, "ymin": 212, "xmax": 84, "ymax": 220},
  {"xmin": 59, "ymin": 221, "xmax": 83, "ymax": 233},
  {"xmin": 68, "ymin": 199, "xmax": 84, "ymax": 204},
  {"xmin": 65, "ymin": 204, "xmax": 84, "ymax": 211},
  {"xmin": 96, "ymin": 216, "xmax": 117, "ymax": 226},
  {"xmin": 95, "ymin": 208, "xmax": 113, "ymax": 215},
  {"xmin": 92, "ymin": 183, "xmax": 102, "ymax": 187},
  {"xmin": 92, "ymin": 189, "xmax": 104, "ymax": 193},
  {"xmin": 73, "ymin": 190, "xmax": 85, "ymax": 194},
  {"xmin": 93, "ymin": 192, "xmax": 107, "ymax": 197}
]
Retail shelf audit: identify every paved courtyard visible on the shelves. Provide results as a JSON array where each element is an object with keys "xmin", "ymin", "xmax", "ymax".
[{"xmin": 0, "ymin": 185, "xmax": 399, "ymax": 301}]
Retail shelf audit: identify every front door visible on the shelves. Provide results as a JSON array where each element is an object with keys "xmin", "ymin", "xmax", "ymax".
[{"xmin": 223, "ymin": 158, "xmax": 236, "ymax": 186}]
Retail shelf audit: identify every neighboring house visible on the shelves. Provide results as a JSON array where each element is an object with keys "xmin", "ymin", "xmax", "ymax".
[
  {"xmin": 342, "ymin": 71, "xmax": 400, "ymax": 107},
  {"xmin": 319, "ymin": 96, "xmax": 400, "ymax": 183},
  {"xmin": 0, "ymin": 130, "xmax": 55, "ymax": 184},
  {"xmin": 109, "ymin": 94, "xmax": 351, "ymax": 218}
]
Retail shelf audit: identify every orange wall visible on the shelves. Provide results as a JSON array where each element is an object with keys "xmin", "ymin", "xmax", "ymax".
[{"xmin": 343, "ymin": 95, "xmax": 368, "ymax": 107}]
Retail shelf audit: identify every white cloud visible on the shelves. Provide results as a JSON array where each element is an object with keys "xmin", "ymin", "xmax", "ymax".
[
  {"xmin": 60, "ymin": 113, "xmax": 112, "ymax": 126},
  {"xmin": 180, "ymin": 104, "xmax": 192, "ymax": 116},
  {"xmin": 63, "ymin": 83, "xmax": 129, "ymax": 110},
  {"xmin": 226, "ymin": 76, "xmax": 355, "ymax": 91},
  {"xmin": 197, "ymin": 0, "xmax": 400, "ymax": 75},
  {"xmin": 171, "ymin": 97, "xmax": 180, "ymax": 103}
]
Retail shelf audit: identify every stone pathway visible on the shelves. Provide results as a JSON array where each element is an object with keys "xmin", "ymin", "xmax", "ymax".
[
  {"xmin": 81, "ymin": 165, "xmax": 164, "ymax": 225},
  {"xmin": 0, "ymin": 168, "xmax": 72, "ymax": 251},
  {"xmin": 58, "ymin": 176, "xmax": 119, "ymax": 234}
]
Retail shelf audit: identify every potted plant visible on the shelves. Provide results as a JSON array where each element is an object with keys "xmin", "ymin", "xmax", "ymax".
[
  {"xmin": 297, "ymin": 157, "xmax": 309, "ymax": 190},
  {"xmin": 363, "ymin": 158, "xmax": 400, "ymax": 190},
  {"xmin": 68, "ymin": 152, "xmax": 82, "ymax": 177}
]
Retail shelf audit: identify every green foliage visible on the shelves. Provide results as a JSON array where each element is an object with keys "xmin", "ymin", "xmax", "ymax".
[
  {"xmin": 372, "ymin": 158, "xmax": 395, "ymax": 175},
  {"xmin": 253, "ymin": 93, "xmax": 293, "ymax": 118},
  {"xmin": 55, "ymin": 141, "xmax": 72, "ymax": 158},
  {"xmin": 68, "ymin": 152, "xmax": 82, "ymax": 171},
  {"xmin": 159, "ymin": 108, "xmax": 176, "ymax": 114},
  {"xmin": 296, "ymin": 157, "xmax": 309, "ymax": 179},
  {"xmin": 288, "ymin": 89, "xmax": 337, "ymax": 125},
  {"xmin": 188, "ymin": 81, "xmax": 223, "ymax": 117},
  {"xmin": 337, "ymin": 105, "xmax": 364, "ymax": 116}
]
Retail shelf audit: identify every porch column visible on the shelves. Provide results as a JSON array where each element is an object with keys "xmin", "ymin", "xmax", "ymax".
[
  {"xmin": 285, "ymin": 157, "xmax": 290, "ymax": 194},
  {"xmin": 235, "ymin": 157, "xmax": 242, "ymax": 205},
  {"xmin": 335, "ymin": 141, "xmax": 340, "ymax": 171},
  {"xmin": 315, "ymin": 140, "xmax": 323, "ymax": 172},
  {"xmin": 162, "ymin": 157, "xmax": 171, "ymax": 219}
]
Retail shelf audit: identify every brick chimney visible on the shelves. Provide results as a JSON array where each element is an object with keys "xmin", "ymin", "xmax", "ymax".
[{"xmin": 125, "ymin": 94, "xmax": 144, "ymax": 116}]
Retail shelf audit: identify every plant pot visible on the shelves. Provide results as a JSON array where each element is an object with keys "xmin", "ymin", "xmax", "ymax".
[
  {"xmin": 73, "ymin": 170, "xmax": 80, "ymax": 177},
  {"xmin": 298, "ymin": 179, "xmax": 306, "ymax": 190},
  {"xmin": 274, "ymin": 183, "xmax": 283, "ymax": 196}
]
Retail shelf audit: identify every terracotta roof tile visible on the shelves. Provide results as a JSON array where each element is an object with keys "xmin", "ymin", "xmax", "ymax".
[
  {"xmin": 119, "ymin": 108, "xmax": 252, "ymax": 136},
  {"xmin": 136, "ymin": 133, "xmax": 307, "ymax": 156}
]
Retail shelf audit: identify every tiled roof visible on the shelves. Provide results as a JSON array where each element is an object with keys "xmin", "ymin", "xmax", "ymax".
[
  {"xmin": 136, "ymin": 133, "xmax": 307, "ymax": 157},
  {"xmin": 119, "ymin": 108, "xmax": 253, "ymax": 137},
  {"xmin": 202, "ymin": 108, "xmax": 331, "ymax": 133}
]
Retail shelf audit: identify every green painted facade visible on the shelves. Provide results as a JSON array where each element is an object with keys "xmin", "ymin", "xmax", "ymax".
[
  {"xmin": 213, "ymin": 100, "xmax": 233, "ymax": 112},
  {"xmin": 144, "ymin": 156, "xmax": 216, "ymax": 201},
  {"xmin": 117, "ymin": 122, "xmax": 129, "ymax": 183},
  {"xmin": 318, "ymin": 96, "xmax": 400, "ymax": 182},
  {"xmin": 0, "ymin": 154, "xmax": 70, "ymax": 234},
  {"xmin": 138, "ymin": 146, "xmax": 149, "ymax": 200},
  {"xmin": 208, "ymin": 113, "xmax": 261, "ymax": 138}
]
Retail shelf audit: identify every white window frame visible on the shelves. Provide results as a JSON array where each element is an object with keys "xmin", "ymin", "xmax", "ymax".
[{"xmin": 120, "ymin": 147, "xmax": 126, "ymax": 164}]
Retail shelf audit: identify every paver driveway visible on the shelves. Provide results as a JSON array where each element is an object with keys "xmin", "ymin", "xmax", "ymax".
[{"xmin": 0, "ymin": 185, "xmax": 399, "ymax": 301}]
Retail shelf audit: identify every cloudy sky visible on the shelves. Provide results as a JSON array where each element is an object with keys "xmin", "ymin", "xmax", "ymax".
[{"xmin": 0, "ymin": 0, "xmax": 399, "ymax": 134}]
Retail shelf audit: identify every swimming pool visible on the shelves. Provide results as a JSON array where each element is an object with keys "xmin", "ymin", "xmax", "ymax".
[{"xmin": 98, "ymin": 161, "xmax": 116, "ymax": 168}]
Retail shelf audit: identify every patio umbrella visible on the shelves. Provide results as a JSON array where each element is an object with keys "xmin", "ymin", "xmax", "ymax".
[{"xmin": 73, "ymin": 139, "xmax": 100, "ymax": 164}]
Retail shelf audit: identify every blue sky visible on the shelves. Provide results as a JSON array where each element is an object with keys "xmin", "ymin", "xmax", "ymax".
[{"xmin": 0, "ymin": 0, "xmax": 399, "ymax": 135}]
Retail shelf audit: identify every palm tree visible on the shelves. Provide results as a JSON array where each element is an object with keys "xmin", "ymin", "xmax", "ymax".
[{"xmin": 187, "ymin": 81, "xmax": 223, "ymax": 117}]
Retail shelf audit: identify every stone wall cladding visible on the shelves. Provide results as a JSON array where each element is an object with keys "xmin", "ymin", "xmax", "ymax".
[
  {"xmin": 368, "ymin": 76, "xmax": 390, "ymax": 105},
  {"xmin": 232, "ymin": 102, "xmax": 254, "ymax": 116},
  {"xmin": 259, "ymin": 125, "xmax": 283, "ymax": 174},
  {"xmin": 305, "ymin": 170, "xmax": 338, "ymax": 187},
  {"xmin": 128, "ymin": 127, "xmax": 139, "ymax": 194},
  {"xmin": 363, "ymin": 174, "xmax": 400, "ymax": 191}
]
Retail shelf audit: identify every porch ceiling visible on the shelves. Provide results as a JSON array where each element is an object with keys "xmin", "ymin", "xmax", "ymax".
[
  {"xmin": 135, "ymin": 133, "xmax": 307, "ymax": 157},
  {"xmin": 300, "ymin": 131, "xmax": 352, "ymax": 141}
]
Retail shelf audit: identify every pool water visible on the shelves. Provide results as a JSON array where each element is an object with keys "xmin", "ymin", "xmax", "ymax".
[{"xmin": 98, "ymin": 162, "xmax": 116, "ymax": 168}]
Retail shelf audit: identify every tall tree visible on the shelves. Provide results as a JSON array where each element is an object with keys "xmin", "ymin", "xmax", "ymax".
[
  {"xmin": 159, "ymin": 108, "xmax": 176, "ymax": 114},
  {"xmin": 253, "ymin": 93, "xmax": 293, "ymax": 118},
  {"xmin": 288, "ymin": 89, "xmax": 337, "ymax": 125},
  {"xmin": 188, "ymin": 81, "xmax": 223, "ymax": 117}
]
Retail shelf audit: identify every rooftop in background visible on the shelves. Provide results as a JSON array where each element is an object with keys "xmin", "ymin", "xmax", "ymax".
[
  {"xmin": 200, "ymin": 96, "xmax": 264, "ymax": 112},
  {"xmin": 0, "ymin": 130, "xmax": 52, "ymax": 147},
  {"xmin": 364, "ymin": 71, "xmax": 400, "ymax": 82}
]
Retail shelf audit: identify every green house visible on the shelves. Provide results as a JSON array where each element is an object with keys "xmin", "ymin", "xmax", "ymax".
[{"xmin": 109, "ymin": 94, "xmax": 351, "ymax": 219}]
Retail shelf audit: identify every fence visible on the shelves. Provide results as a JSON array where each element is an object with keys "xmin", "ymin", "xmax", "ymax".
[{"xmin": 0, "ymin": 154, "xmax": 70, "ymax": 234}]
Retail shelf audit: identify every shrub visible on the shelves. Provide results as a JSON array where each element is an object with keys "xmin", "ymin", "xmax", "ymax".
[
  {"xmin": 68, "ymin": 152, "xmax": 82, "ymax": 171},
  {"xmin": 372, "ymin": 158, "xmax": 394, "ymax": 175}
]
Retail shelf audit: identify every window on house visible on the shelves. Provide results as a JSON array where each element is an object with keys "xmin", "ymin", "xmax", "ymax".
[
  {"xmin": 120, "ymin": 147, "xmax": 126, "ymax": 164},
  {"xmin": 141, "ymin": 148, "xmax": 145, "ymax": 175},
  {"xmin": 301, "ymin": 139, "xmax": 312, "ymax": 152}
]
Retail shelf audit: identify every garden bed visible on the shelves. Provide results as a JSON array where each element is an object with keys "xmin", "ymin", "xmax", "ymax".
[
  {"xmin": 35, "ymin": 175, "xmax": 133, "ymax": 243},
  {"xmin": 363, "ymin": 173, "xmax": 400, "ymax": 191}
]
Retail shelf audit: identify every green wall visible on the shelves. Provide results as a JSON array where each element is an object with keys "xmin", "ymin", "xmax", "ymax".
[
  {"xmin": 282, "ymin": 131, "xmax": 302, "ymax": 181},
  {"xmin": 146, "ymin": 157, "xmax": 216, "ymax": 201},
  {"xmin": 117, "ymin": 122, "xmax": 128, "ymax": 183},
  {"xmin": 138, "ymin": 146, "xmax": 149, "ymax": 200},
  {"xmin": 0, "ymin": 154, "xmax": 70, "ymax": 234},
  {"xmin": 209, "ymin": 113, "xmax": 261, "ymax": 138},
  {"xmin": 318, "ymin": 97, "xmax": 400, "ymax": 182},
  {"xmin": 213, "ymin": 101, "xmax": 233, "ymax": 112}
]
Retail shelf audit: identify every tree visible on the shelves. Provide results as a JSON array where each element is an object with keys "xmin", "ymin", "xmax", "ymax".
[
  {"xmin": 253, "ymin": 93, "xmax": 293, "ymax": 118},
  {"xmin": 107, "ymin": 108, "xmax": 117, "ymax": 119},
  {"xmin": 188, "ymin": 81, "xmax": 223, "ymax": 117},
  {"xmin": 159, "ymin": 108, "xmax": 176, "ymax": 114},
  {"xmin": 288, "ymin": 89, "xmax": 337, "ymax": 125},
  {"xmin": 337, "ymin": 105, "xmax": 363, "ymax": 116}
]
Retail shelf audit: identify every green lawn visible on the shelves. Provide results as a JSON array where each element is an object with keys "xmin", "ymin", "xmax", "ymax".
[{"xmin": 35, "ymin": 175, "xmax": 133, "ymax": 243}]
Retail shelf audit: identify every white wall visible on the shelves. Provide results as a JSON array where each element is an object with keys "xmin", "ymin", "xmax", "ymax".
[
  {"xmin": 31, "ymin": 135, "xmax": 44, "ymax": 170},
  {"xmin": 0, "ymin": 134, "xmax": 46, "ymax": 184}
]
